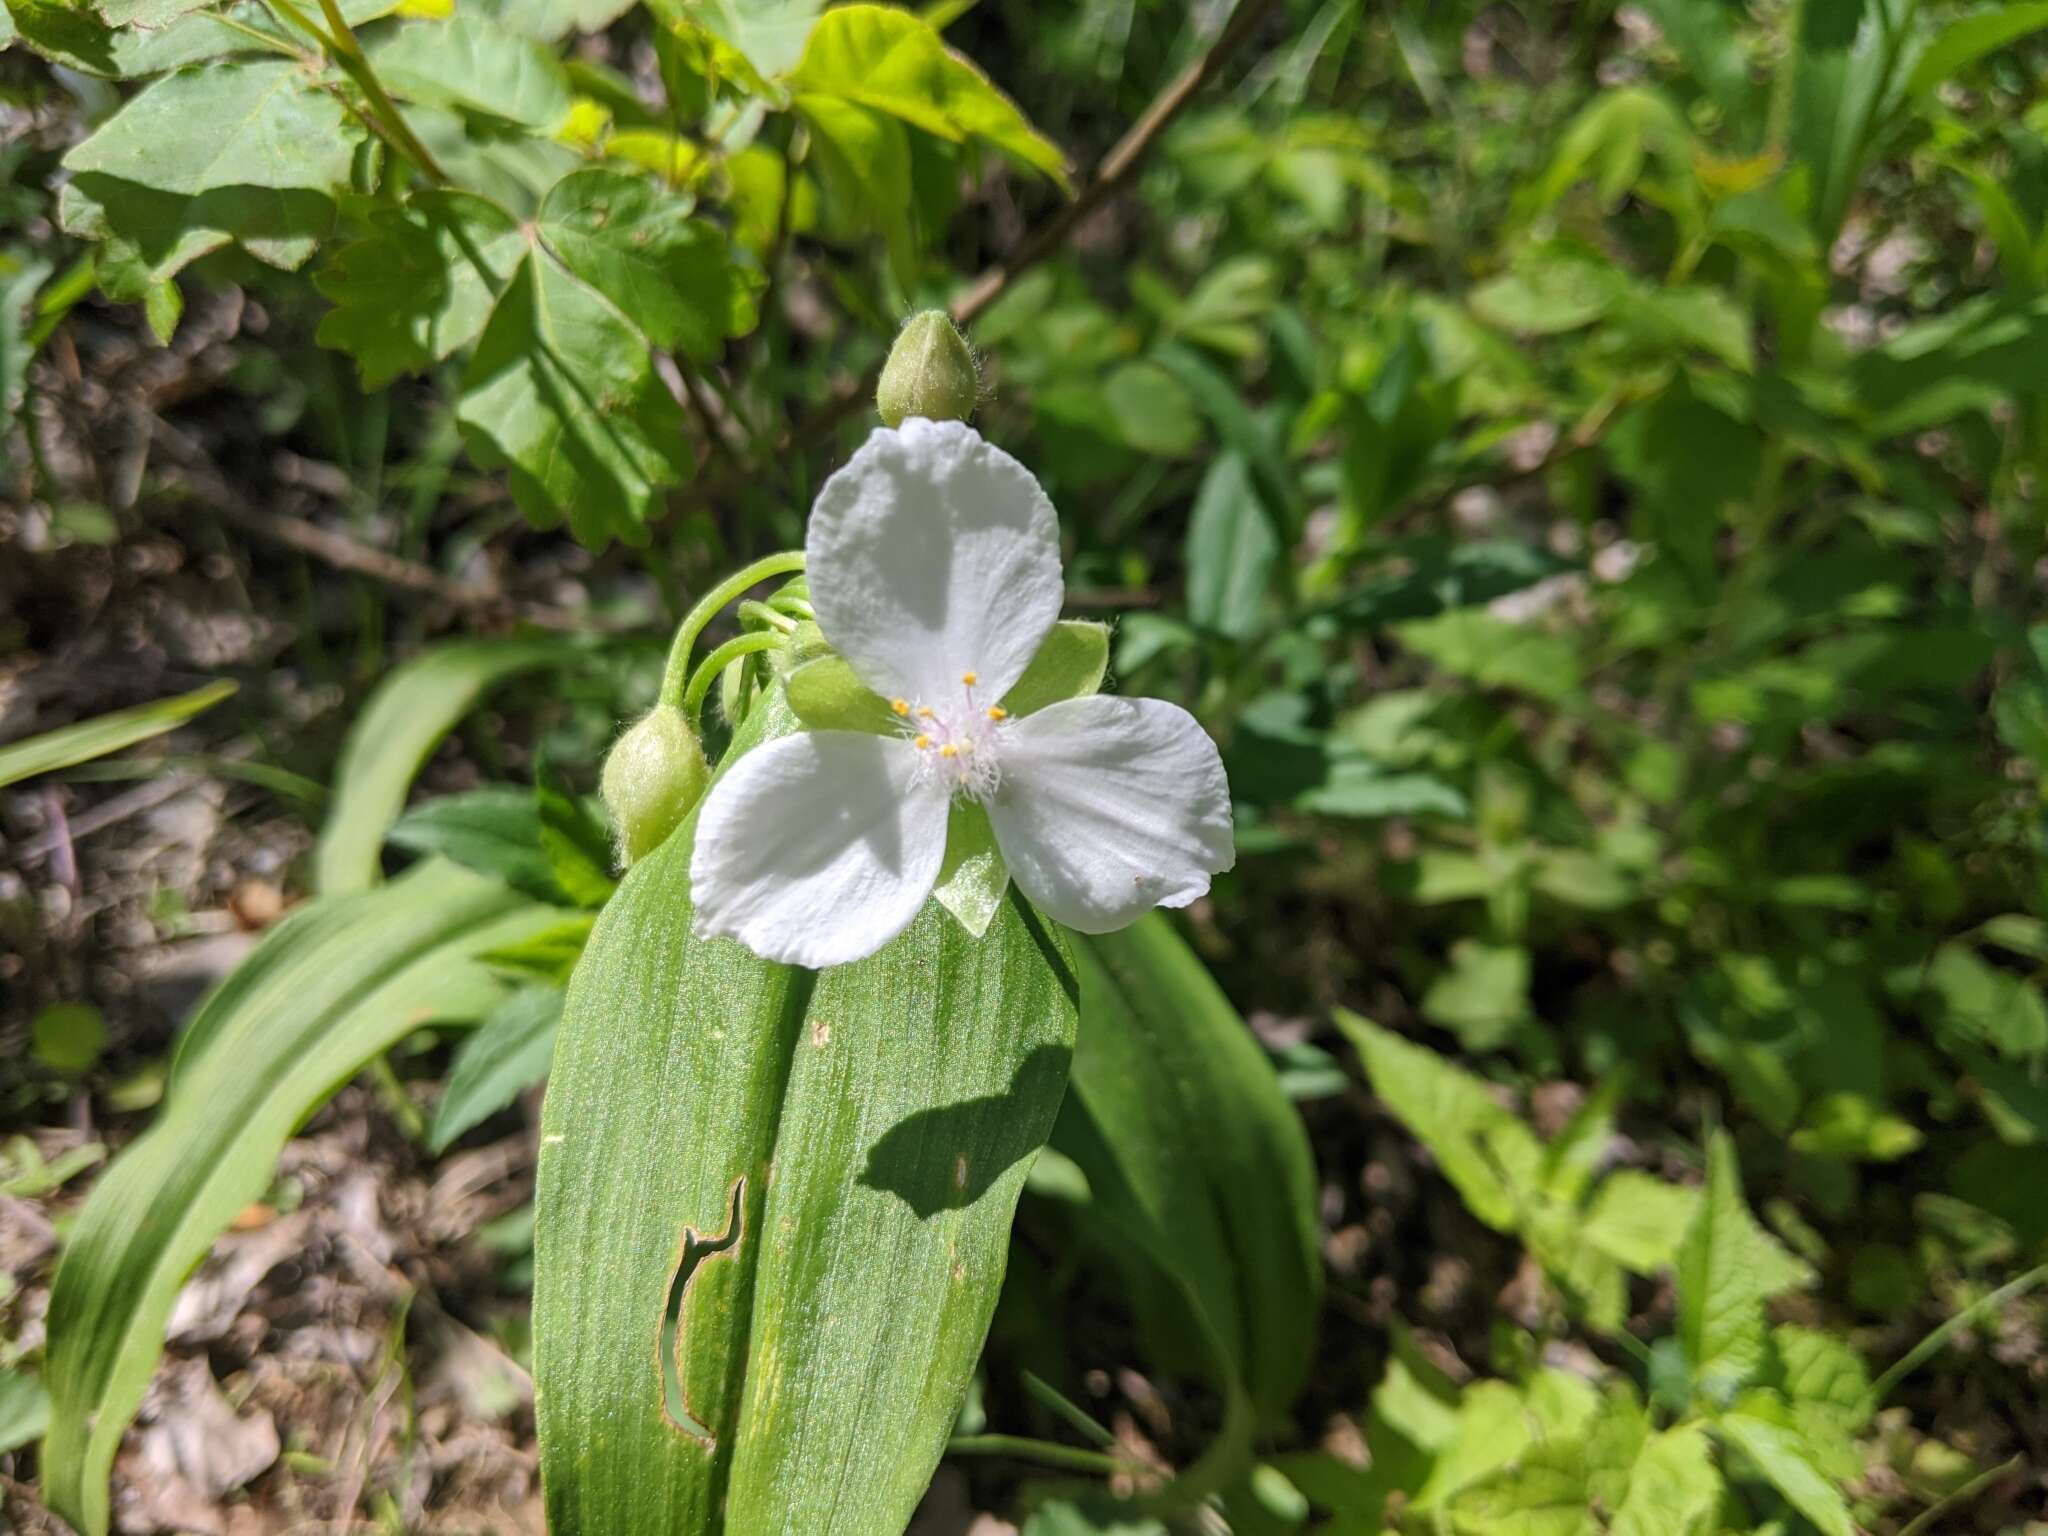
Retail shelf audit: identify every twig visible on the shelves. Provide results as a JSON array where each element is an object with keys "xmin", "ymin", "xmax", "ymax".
[
  {"xmin": 1896, "ymin": 1455, "xmax": 2023, "ymax": 1536},
  {"xmin": 146, "ymin": 418, "xmax": 594, "ymax": 631},
  {"xmin": 678, "ymin": 0, "xmax": 1281, "ymax": 512}
]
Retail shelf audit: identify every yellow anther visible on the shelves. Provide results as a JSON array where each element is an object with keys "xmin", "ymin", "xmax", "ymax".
[
  {"xmin": 939, "ymin": 743, "xmax": 959, "ymax": 759},
  {"xmin": 914, "ymin": 733, "xmax": 931, "ymax": 750},
  {"xmin": 891, "ymin": 698, "xmax": 910, "ymax": 716},
  {"xmin": 917, "ymin": 705, "xmax": 934, "ymax": 718},
  {"xmin": 961, "ymin": 671, "xmax": 978, "ymax": 686},
  {"xmin": 986, "ymin": 706, "xmax": 1008, "ymax": 721}
]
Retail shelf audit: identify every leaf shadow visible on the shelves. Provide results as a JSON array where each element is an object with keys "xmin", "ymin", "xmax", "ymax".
[{"xmin": 858, "ymin": 1042, "xmax": 1072, "ymax": 1219}]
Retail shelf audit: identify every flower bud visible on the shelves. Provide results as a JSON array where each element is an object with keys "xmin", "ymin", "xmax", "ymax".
[
  {"xmin": 601, "ymin": 703, "xmax": 710, "ymax": 867},
  {"xmin": 876, "ymin": 310, "xmax": 979, "ymax": 427}
]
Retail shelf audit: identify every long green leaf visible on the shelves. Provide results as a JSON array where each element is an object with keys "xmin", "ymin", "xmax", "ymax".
[
  {"xmin": 314, "ymin": 638, "xmax": 584, "ymax": 895},
  {"xmin": 42, "ymin": 860, "xmax": 565, "ymax": 1536},
  {"xmin": 535, "ymin": 683, "xmax": 1078, "ymax": 1535},
  {"xmin": 0, "ymin": 679, "xmax": 235, "ymax": 789},
  {"xmin": 1048, "ymin": 916, "xmax": 1322, "ymax": 1500}
]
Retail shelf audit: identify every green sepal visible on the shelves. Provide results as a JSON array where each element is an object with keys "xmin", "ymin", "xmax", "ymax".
[
  {"xmin": 784, "ymin": 653, "xmax": 900, "ymax": 733},
  {"xmin": 932, "ymin": 800, "xmax": 1009, "ymax": 938},
  {"xmin": 1000, "ymin": 620, "xmax": 1111, "ymax": 716},
  {"xmin": 785, "ymin": 620, "xmax": 1112, "ymax": 736}
]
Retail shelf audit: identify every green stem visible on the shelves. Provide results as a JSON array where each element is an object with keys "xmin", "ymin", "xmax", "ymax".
[
  {"xmin": 1896, "ymin": 1456, "xmax": 2023, "ymax": 1536},
  {"xmin": 658, "ymin": 550, "xmax": 806, "ymax": 709},
  {"xmin": 268, "ymin": 0, "xmax": 450, "ymax": 183},
  {"xmin": 1863, "ymin": 1263, "xmax": 2048, "ymax": 1414},
  {"xmin": 683, "ymin": 632, "xmax": 784, "ymax": 720},
  {"xmin": 737, "ymin": 599, "xmax": 798, "ymax": 635},
  {"xmin": 944, "ymin": 1435, "xmax": 1133, "ymax": 1478}
]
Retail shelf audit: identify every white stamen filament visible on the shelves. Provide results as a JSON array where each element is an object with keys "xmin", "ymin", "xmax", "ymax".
[{"xmin": 906, "ymin": 669, "xmax": 1007, "ymax": 801}]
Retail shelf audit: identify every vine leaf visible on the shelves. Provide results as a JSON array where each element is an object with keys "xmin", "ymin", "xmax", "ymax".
[
  {"xmin": 456, "ymin": 248, "xmax": 693, "ymax": 548},
  {"xmin": 57, "ymin": 58, "xmax": 365, "ymax": 325}
]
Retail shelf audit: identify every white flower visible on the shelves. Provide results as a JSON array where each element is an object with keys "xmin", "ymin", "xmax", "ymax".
[{"xmin": 689, "ymin": 419, "xmax": 1235, "ymax": 968}]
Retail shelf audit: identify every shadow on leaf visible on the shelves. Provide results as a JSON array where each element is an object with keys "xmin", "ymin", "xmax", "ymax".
[{"xmin": 859, "ymin": 1042, "xmax": 1072, "ymax": 1218}]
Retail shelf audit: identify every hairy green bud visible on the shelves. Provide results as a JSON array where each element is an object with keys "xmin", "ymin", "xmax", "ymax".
[
  {"xmin": 876, "ymin": 310, "xmax": 979, "ymax": 427},
  {"xmin": 601, "ymin": 703, "xmax": 710, "ymax": 867}
]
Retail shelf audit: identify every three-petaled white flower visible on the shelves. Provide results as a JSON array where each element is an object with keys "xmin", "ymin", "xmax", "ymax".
[{"xmin": 690, "ymin": 419, "xmax": 1235, "ymax": 968}]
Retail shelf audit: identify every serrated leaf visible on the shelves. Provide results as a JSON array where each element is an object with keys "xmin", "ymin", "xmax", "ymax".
[
  {"xmin": 315, "ymin": 191, "xmax": 524, "ymax": 388},
  {"xmin": 1610, "ymin": 1424, "xmax": 1721, "ymax": 1536},
  {"xmin": 535, "ymin": 681, "xmax": 1078, "ymax": 1536},
  {"xmin": 0, "ymin": 679, "xmax": 235, "ymax": 789},
  {"xmin": 1716, "ymin": 1408, "xmax": 1854, "ymax": 1536},
  {"xmin": 370, "ymin": 16, "xmax": 574, "ymax": 130},
  {"xmin": 42, "ymin": 861, "xmax": 564, "ymax": 1536},
  {"xmin": 1336, "ymin": 1010, "xmax": 1542, "ymax": 1231},
  {"xmin": 457, "ymin": 251, "xmax": 693, "ymax": 547},
  {"xmin": 535, "ymin": 167, "xmax": 760, "ymax": 361},
  {"xmin": 1445, "ymin": 1438, "xmax": 1593, "ymax": 1536},
  {"xmin": 789, "ymin": 3, "xmax": 1067, "ymax": 188},
  {"xmin": 317, "ymin": 637, "xmax": 587, "ymax": 895},
  {"xmin": 430, "ymin": 985, "xmax": 563, "ymax": 1152},
  {"xmin": 1676, "ymin": 1133, "xmax": 1812, "ymax": 1399},
  {"xmin": 58, "ymin": 59, "xmax": 364, "ymax": 294},
  {"xmin": 1581, "ymin": 1169, "xmax": 1700, "ymax": 1274},
  {"xmin": 1185, "ymin": 451, "xmax": 1279, "ymax": 642}
]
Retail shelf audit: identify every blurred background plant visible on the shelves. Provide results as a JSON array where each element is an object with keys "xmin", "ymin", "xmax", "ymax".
[{"xmin": 3, "ymin": 0, "xmax": 2048, "ymax": 1531}]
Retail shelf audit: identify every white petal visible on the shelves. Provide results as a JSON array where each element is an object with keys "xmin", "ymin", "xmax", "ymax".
[
  {"xmin": 807, "ymin": 420, "xmax": 1063, "ymax": 705},
  {"xmin": 986, "ymin": 696, "xmax": 1235, "ymax": 933},
  {"xmin": 690, "ymin": 731, "xmax": 950, "ymax": 968}
]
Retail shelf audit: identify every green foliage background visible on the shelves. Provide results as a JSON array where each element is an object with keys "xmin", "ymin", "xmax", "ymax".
[{"xmin": 3, "ymin": 0, "xmax": 2048, "ymax": 1532}]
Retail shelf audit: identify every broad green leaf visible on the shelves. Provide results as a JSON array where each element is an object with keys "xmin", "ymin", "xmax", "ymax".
[
  {"xmin": 370, "ymin": 16, "xmax": 574, "ymax": 130},
  {"xmin": 536, "ymin": 167, "xmax": 761, "ymax": 360},
  {"xmin": 485, "ymin": 0, "xmax": 636, "ymax": 42},
  {"xmin": 1185, "ymin": 451, "xmax": 1280, "ymax": 642},
  {"xmin": 315, "ymin": 191, "xmax": 525, "ymax": 389},
  {"xmin": 316, "ymin": 638, "xmax": 586, "ymax": 895},
  {"xmin": 457, "ymin": 251, "xmax": 693, "ymax": 547},
  {"xmin": 5, "ymin": 0, "xmax": 401, "ymax": 79},
  {"xmin": 1581, "ymin": 1169, "xmax": 1700, "ymax": 1273},
  {"xmin": 389, "ymin": 786, "xmax": 562, "ymax": 903},
  {"xmin": 1395, "ymin": 611, "xmax": 1580, "ymax": 702},
  {"xmin": 648, "ymin": 0, "xmax": 822, "ymax": 78},
  {"xmin": 1421, "ymin": 939, "xmax": 1530, "ymax": 1050},
  {"xmin": 1610, "ymin": 1425, "xmax": 1721, "ymax": 1536},
  {"xmin": 799, "ymin": 92, "xmax": 917, "ymax": 284},
  {"xmin": 1906, "ymin": 1, "xmax": 2048, "ymax": 94},
  {"xmin": 1445, "ymin": 1437, "xmax": 1592, "ymax": 1536},
  {"xmin": 789, "ymin": 4, "xmax": 1067, "ymax": 187},
  {"xmin": 535, "ymin": 681, "xmax": 1078, "ymax": 1536},
  {"xmin": 0, "ymin": 679, "xmax": 235, "ymax": 789},
  {"xmin": 1336, "ymin": 1010, "xmax": 1542, "ymax": 1232},
  {"xmin": 1675, "ymin": 1133, "xmax": 1812, "ymax": 1399},
  {"xmin": 43, "ymin": 861, "xmax": 563, "ymax": 1536},
  {"xmin": 58, "ymin": 59, "xmax": 365, "ymax": 295},
  {"xmin": 430, "ymin": 985, "xmax": 563, "ymax": 1152},
  {"xmin": 0, "ymin": 1368, "xmax": 48, "ymax": 1453},
  {"xmin": 1104, "ymin": 360, "xmax": 1201, "ymax": 456},
  {"xmin": 1716, "ymin": 1408, "xmax": 1855, "ymax": 1536},
  {"xmin": 1050, "ymin": 915, "xmax": 1322, "ymax": 1498}
]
